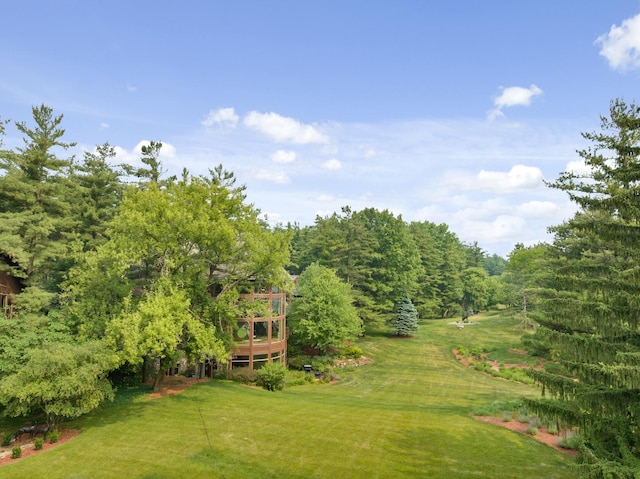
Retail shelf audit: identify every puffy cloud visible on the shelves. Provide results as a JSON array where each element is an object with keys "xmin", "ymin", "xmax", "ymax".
[
  {"xmin": 488, "ymin": 84, "xmax": 543, "ymax": 120},
  {"xmin": 321, "ymin": 158, "xmax": 342, "ymax": 170},
  {"xmin": 243, "ymin": 111, "xmax": 329, "ymax": 144},
  {"xmin": 445, "ymin": 165, "xmax": 545, "ymax": 193},
  {"xmin": 515, "ymin": 200, "xmax": 560, "ymax": 218},
  {"xmin": 100, "ymin": 122, "xmax": 109, "ymax": 129},
  {"xmin": 254, "ymin": 169, "xmax": 290, "ymax": 184},
  {"xmin": 476, "ymin": 164, "xmax": 544, "ymax": 191},
  {"xmin": 270, "ymin": 149, "xmax": 297, "ymax": 164},
  {"xmin": 595, "ymin": 14, "xmax": 640, "ymax": 71},
  {"xmin": 202, "ymin": 107, "xmax": 239, "ymax": 128}
]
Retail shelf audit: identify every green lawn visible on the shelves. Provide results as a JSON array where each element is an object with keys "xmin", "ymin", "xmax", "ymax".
[{"xmin": 0, "ymin": 313, "xmax": 576, "ymax": 478}]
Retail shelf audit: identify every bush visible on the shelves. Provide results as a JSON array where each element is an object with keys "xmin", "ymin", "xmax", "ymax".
[
  {"xmin": 12, "ymin": 446, "xmax": 22, "ymax": 459},
  {"xmin": 256, "ymin": 362, "xmax": 287, "ymax": 391},
  {"xmin": 341, "ymin": 345, "xmax": 363, "ymax": 359},
  {"xmin": 2, "ymin": 431, "xmax": 13, "ymax": 447},
  {"xmin": 557, "ymin": 432, "xmax": 582, "ymax": 450},
  {"xmin": 227, "ymin": 368, "xmax": 258, "ymax": 384},
  {"xmin": 48, "ymin": 429, "xmax": 59, "ymax": 444},
  {"xmin": 526, "ymin": 426, "xmax": 538, "ymax": 435},
  {"xmin": 34, "ymin": 437, "xmax": 44, "ymax": 450}
]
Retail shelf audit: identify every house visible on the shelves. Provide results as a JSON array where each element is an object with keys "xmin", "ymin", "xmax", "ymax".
[
  {"xmin": 228, "ymin": 286, "xmax": 288, "ymax": 371},
  {"xmin": 0, "ymin": 269, "xmax": 21, "ymax": 319}
]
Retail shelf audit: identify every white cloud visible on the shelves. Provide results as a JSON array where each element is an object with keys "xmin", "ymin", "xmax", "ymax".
[
  {"xmin": 445, "ymin": 165, "xmax": 545, "ymax": 193},
  {"xmin": 515, "ymin": 200, "xmax": 560, "ymax": 218},
  {"xmin": 476, "ymin": 164, "xmax": 544, "ymax": 191},
  {"xmin": 100, "ymin": 122, "xmax": 109, "ymax": 129},
  {"xmin": 254, "ymin": 169, "xmax": 290, "ymax": 184},
  {"xmin": 270, "ymin": 150, "xmax": 297, "ymax": 164},
  {"xmin": 127, "ymin": 85, "xmax": 137, "ymax": 93},
  {"xmin": 488, "ymin": 84, "xmax": 543, "ymax": 120},
  {"xmin": 316, "ymin": 194, "xmax": 334, "ymax": 202},
  {"xmin": 202, "ymin": 107, "xmax": 239, "ymax": 128},
  {"xmin": 243, "ymin": 111, "xmax": 329, "ymax": 144},
  {"xmin": 321, "ymin": 158, "xmax": 342, "ymax": 170},
  {"xmin": 595, "ymin": 14, "xmax": 640, "ymax": 71},
  {"xmin": 565, "ymin": 159, "xmax": 591, "ymax": 176}
]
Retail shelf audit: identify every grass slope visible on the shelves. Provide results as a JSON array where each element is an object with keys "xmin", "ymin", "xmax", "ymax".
[{"xmin": 0, "ymin": 313, "xmax": 576, "ymax": 478}]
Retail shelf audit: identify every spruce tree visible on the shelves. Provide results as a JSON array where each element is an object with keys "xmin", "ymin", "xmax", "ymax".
[
  {"xmin": 527, "ymin": 99, "xmax": 640, "ymax": 478},
  {"xmin": 392, "ymin": 294, "xmax": 418, "ymax": 336}
]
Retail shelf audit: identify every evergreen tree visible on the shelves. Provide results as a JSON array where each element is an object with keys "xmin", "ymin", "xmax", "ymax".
[
  {"xmin": 0, "ymin": 104, "xmax": 76, "ymax": 309},
  {"xmin": 392, "ymin": 295, "xmax": 418, "ymax": 336},
  {"xmin": 527, "ymin": 99, "xmax": 640, "ymax": 478},
  {"xmin": 71, "ymin": 143, "xmax": 125, "ymax": 252}
]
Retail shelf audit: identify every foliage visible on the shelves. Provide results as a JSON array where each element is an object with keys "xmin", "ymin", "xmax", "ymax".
[
  {"xmin": 48, "ymin": 429, "xmax": 59, "ymax": 444},
  {"xmin": 460, "ymin": 267, "xmax": 490, "ymax": 313},
  {"xmin": 256, "ymin": 362, "xmax": 287, "ymax": 391},
  {"xmin": 288, "ymin": 263, "xmax": 362, "ymax": 354},
  {"xmin": 34, "ymin": 437, "xmax": 44, "ymax": 450},
  {"xmin": 2, "ymin": 430, "xmax": 12, "ymax": 446},
  {"xmin": 11, "ymin": 446, "xmax": 21, "ymax": 458},
  {"xmin": 526, "ymin": 99, "xmax": 640, "ymax": 478},
  {"xmin": 391, "ymin": 294, "xmax": 418, "ymax": 336},
  {"xmin": 0, "ymin": 104, "xmax": 77, "ymax": 306},
  {"xmin": 0, "ymin": 340, "xmax": 115, "ymax": 421},
  {"xmin": 340, "ymin": 345, "xmax": 363, "ymax": 359}
]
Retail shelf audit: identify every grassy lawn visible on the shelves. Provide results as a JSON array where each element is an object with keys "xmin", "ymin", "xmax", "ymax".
[{"xmin": 0, "ymin": 312, "xmax": 576, "ymax": 478}]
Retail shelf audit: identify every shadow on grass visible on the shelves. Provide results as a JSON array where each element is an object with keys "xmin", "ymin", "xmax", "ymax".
[{"xmin": 187, "ymin": 447, "xmax": 309, "ymax": 479}]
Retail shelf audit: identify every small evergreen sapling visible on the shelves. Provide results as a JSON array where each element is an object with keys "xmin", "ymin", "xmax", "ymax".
[{"xmin": 392, "ymin": 295, "xmax": 419, "ymax": 336}]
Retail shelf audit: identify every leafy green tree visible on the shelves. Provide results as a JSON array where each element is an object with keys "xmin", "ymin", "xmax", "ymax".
[
  {"xmin": 0, "ymin": 105, "xmax": 77, "ymax": 309},
  {"xmin": 527, "ymin": 99, "xmax": 640, "ymax": 477},
  {"xmin": 106, "ymin": 281, "xmax": 224, "ymax": 391},
  {"xmin": 0, "ymin": 340, "xmax": 115, "ymax": 422},
  {"xmin": 483, "ymin": 253, "xmax": 507, "ymax": 276},
  {"xmin": 392, "ymin": 295, "xmax": 419, "ymax": 336},
  {"xmin": 460, "ymin": 267, "xmax": 490, "ymax": 314},
  {"xmin": 66, "ymin": 166, "xmax": 291, "ymax": 388},
  {"xmin": 288, "ymin": 263, "xmax": 362, "ymax": 354}
]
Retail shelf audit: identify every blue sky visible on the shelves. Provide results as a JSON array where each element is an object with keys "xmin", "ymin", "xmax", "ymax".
[{"xmin": 3, "ymin": 1, "xmax": 640, "ymax": 257}]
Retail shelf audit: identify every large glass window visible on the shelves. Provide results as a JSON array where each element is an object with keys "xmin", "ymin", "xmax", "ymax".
[
  {"xmin": 235, "ymin": 321, "xmax": 250, "ymax": 343},
  {"xmin": 272, "ymin": 319, "xmax": 282, "ymax": 341},
  {"xmin": 254, "ymin": 320, "xmax": 268, "ymax": 342}
]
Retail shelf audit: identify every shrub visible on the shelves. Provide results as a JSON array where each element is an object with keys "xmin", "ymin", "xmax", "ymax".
[
  {"xmin": 11, "ymin": 446, "xmax": 22, "ymax": 459},
  {"xmin": 557, "ymin": 432, "xmax": 582, "ymax": 450},
  {"xmin": 34, "ymin": 438, "xmax": 44, "ymax": 450},
  {"xmin": 256, "ymin": 362, "xmax": 287, "ymax": 391},
  {"xmin": 2, "ymin": 431, "xmax": 13, "ymax": 447},
  {"xmin": 48, "ymin": 429, "xmax": 59, "ymax": 444},
  {"xmin": 526, "ymin": 426, "xmax": 538, "ymax": 435},
  {"xmin": 227, "ymin": 368, "xmax": 258, "ymax": 384},
  {"xmin": 341, "ymin": 345, "xmax": 363, "ymax": 359}
]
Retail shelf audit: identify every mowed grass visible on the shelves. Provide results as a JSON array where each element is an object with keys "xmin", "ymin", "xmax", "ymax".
[{"xmin": 1, "ymin": 313, "xmax": 576, "ymax": 478}]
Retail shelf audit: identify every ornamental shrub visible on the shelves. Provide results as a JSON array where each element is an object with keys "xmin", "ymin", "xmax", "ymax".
[
  {"xmin": 12, "ymin": 446, "xmax": 22, "ymax": 459},
  {"xmin": 34, "ymin": 438, "xmax": 44, "ymax": 450},
  {"xmin": 256, "ymin": 362, "xmax": 287, "ymax": 391}
]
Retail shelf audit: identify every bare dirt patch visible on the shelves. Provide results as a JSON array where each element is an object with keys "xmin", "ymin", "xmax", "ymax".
[
  {"xmin": 473, "ymin": 416, "xmax": 577, "ymax": 457},
  {"xmin": 145, "ymin": 375, "xmax": 202, "ymax": 400}
]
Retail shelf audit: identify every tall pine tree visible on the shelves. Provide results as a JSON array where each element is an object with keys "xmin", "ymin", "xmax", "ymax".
[{"xmin": 528, "ymin": 99, "xmax": 640, "ymax": 478}]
